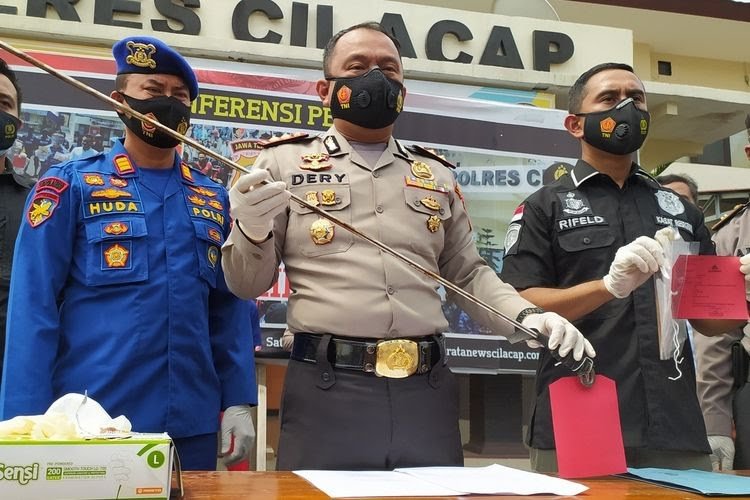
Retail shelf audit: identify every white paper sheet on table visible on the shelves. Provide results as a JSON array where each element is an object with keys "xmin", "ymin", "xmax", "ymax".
[{"xmin": 294, "ymin": 464, "xmax": 588, "ymax": 498}]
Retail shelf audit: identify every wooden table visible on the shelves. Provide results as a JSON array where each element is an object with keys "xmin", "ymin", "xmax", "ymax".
[{"xmin": 176, "ymin": 471, "xmax": 750, "ymax": 499}]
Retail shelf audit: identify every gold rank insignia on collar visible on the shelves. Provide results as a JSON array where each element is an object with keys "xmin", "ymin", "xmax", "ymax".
[
  {"xmin": 125, "ymin": 41, "xmax": 157, "ymax": 69},
  {"xmin": 427, "ymin": 215, "xmax": 441, "ymax": 233},
  {"xmin": 113, "ymin": 154, "xmax": 135, "ymax": 176},
  {"xmin": 300, "ymin": 153, "xmax": 332, "ymax": 171},
  {"xmin": 310, "ymin": 218, "xmax": 334, "ymax": 245}
]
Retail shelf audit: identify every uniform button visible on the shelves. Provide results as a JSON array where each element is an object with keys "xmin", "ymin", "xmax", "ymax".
[
  {"xmin": 364, "ymin": 363, "xmax": 374, "ymax": 372},
  {"xmin": 387, "ymin": 286, "xmax": 395, "ymax": 295},
  {"xmin": 373, "ymin": 171, "xmax": 380, "ymax": 178},
  {"xmin": 414, "ymin": 200, "xmax": 421, "ymax": 206},
  {"xmin": 582, "ymin": 237, "xmax": 591, "ymax": 245},
  {"xmin": 321, "ymin": 372, "xmax": 330, "ymax": 382},
  {"xmin": 439, "ymin": 208, "xmax": 445, "ymax": 215},
  {"xmin": 366, "ymin": 345, "xmax": 375, "ymax": 354},
  {"xmin": 376, "ymin": 206, "xmax": 384, "ymax": 213}
]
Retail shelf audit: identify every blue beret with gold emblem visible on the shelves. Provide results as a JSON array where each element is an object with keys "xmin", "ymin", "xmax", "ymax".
[{"xmin": 112, "ymin": 36, "xmax": 198, "ymax": 101}]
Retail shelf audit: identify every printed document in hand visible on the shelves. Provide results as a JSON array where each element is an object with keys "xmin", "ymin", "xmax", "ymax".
[{"xmin": 295, "ymin": 464, "xmax": 588, "ymax": 498}]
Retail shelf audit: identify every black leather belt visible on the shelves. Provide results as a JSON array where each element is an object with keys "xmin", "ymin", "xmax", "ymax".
[{"xmin": 291, "ymin": 333, "xmax": 441, "ymax": 378}]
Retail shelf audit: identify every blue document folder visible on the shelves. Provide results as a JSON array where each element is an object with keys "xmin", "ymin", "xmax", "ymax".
[{"xmin": 623, "ymin": 468, "xmax": 750, "ymax": 496}]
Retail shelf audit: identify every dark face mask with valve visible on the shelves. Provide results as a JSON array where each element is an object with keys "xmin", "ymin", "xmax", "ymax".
[
  {"xmin": 0, "ymin": 109, "xmax": 21, "ymax": 157},
  {"xmin": 117, "ymin": 94, "xmax": 191, "ymax": 149},
  {"xmin": 327, "ymin": 68, "xmax": 404, "ymax": 129},
  {"xmin": 577, "ymin": 97, "xmax": 650, "ymax": 156}
]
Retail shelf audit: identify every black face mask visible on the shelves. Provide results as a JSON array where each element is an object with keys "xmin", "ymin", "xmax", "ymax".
[
  {"xmin": 0, "ymin": 109, "xmax": 20, "ymax": 156},
  {"xmin": 327, "ymin": 68, "xmax": 404, "ymax": 129},
  {"xmin": 577, "ymin": 98, "xmax": 650, "ymax": 156},
  {"xmin": 117, "ymin": 94, "xmax": 191, "ymax": 149}
]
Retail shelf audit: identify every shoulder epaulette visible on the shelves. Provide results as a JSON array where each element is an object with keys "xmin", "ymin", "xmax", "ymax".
[
  {"xmin": 711, "ymin": 202, "xmax": 750, "ymax": 232},
  {"xmin": 406, "ymin": 144, "xmax": 456, "ymax": 169},
  {"xmin": 259, "ymin": 132, "xmax": 313, "ymax": 149}
]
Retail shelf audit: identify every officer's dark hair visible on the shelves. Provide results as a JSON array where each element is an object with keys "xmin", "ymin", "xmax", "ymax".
[
  {"xmin": 568, "ymin": 62, "xmax": 636, "ymax": 114},
  {"xmin": 322, "ymin": 22, "xmax": 402, "ymax": 78},
  {"xmin": 656, "ymin": 173, "xmax": 699, "ymax": 205},
  {"xmin": 0, "ymin": 57, "xmax": 22, "ymax": 113}
]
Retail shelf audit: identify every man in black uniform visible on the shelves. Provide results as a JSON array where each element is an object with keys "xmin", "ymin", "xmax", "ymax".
[
  {"xmin": 0, "ymin": 58, "xmax": 31, "ymax": 385},
  {"xmin": 500, "ymin": 62, "xmax": 745, "ymax": 472}
]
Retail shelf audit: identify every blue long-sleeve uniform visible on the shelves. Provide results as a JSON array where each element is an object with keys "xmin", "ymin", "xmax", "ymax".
[{"xmin": 0, "ymin": 140, "xmax": 256, "ymax": 438}]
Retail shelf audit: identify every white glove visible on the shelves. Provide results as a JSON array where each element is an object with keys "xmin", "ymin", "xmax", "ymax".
[
  {"xmin": 740, "ymin": 254, "xmax": 750, "ymax": 302},
  {"xmin": 603, "ymin": 236, "xmax": 665, "ymax": 299},
  {"xmin": 522, "ymin": 312, "xmax": 595, "ymax": 361},
  {"xmin": 219, "ymin": 405, "xmax": 256, "ymax": 467},
  {"xmin": 707, "ymin": 435, "xmax": 735, "ymax": 471},
  {"xmin": 229, "ymin": 169, "xmax": 290, "ymax": 241}
]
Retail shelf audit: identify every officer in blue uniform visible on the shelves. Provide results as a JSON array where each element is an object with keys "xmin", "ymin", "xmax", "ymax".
[{"xmin": 0, "ymin": 36, "xmax": 257, "ymax": 470}]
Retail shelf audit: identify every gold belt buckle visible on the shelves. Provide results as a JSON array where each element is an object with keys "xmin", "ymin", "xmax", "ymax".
[{"xmin": 375, "ymin": 339, "xmax": 419, "ymax": 378}]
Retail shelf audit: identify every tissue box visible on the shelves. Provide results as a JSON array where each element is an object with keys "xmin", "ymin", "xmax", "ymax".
[{"xmin": 0, "ymin": 433, "xmax": 173, "ymax": 500}]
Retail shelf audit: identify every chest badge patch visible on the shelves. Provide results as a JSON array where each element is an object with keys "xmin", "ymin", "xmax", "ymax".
[
  {"xmin": 104, "ymin": 222, "xmax": 129, "ymax": 236},
  {"xmin": 562, "ymin": 192, "xmax": 589, "ymax": 215},
  {"xmin": 83, "ymin": 174, "xmax": 105, "ymax": 186},
  {"xmin": 104, "ymin": 243, "xmax": 130, "ymax": 268},
  {"xmin": 208, "ymin": 246, "xmax": 219, "ymax": 268},
  {"xmin": 310, "ymin": 218, "xmax": 334, "ymax": 245},
  {"xmin": 421, "ymin": 196, "xmax": 441, "ymax": 211},
  {"xmin": 655, "ymin": 190, "xmax": 685, "ymax": 216},
  {"xmin": 321, "ymin": 189, "xmax": 339, "ymax": 206},
  {"xmin": 427, "ymin": 215, "xmax": 441, "ymax": 233},
  {"xmin": 110, "ymin": 177, "xmax": 129, "ymax": 188},
  {"xmin": 305, "ymin": 191, "xmax": 319, "ymax": 206},
  {"xmin": 411, "ymin": 161, "xmax": 434, "ymax": 181},
  {"xmin": 92, "ymin": 188, "xmax": 132, "ymax": 200},
  {"xmin": 300, "ymin": 153, "xmax": 332, "ymax": 171}
]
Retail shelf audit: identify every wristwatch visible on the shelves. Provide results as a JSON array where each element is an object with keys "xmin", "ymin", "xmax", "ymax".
[{"xmin": 515, "ymin": 307, "xmax": 545, "ymax": 324}]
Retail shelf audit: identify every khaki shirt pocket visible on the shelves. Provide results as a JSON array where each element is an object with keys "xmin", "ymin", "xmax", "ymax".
[
  {"xmin": 288, "ymin": 184, "xmax": 354, "ymax": 257},
  {"xmin": 403, "ymin": 187, "xmax": 452, "ymax": 254}
]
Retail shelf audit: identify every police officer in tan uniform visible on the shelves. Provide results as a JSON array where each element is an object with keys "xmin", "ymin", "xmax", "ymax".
[
  {"xmin": 221, "ymin": 22, "xmax": 594, "ymax": 470},
  {"xmin": 693, "ymin": 115, "xmax": 750, "ymax": 471}
]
